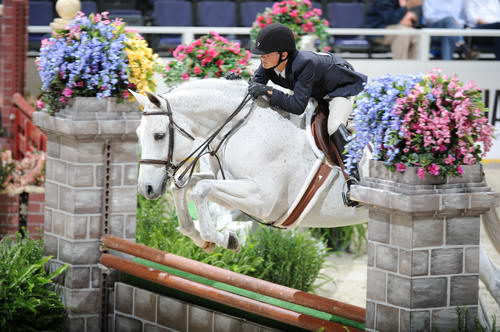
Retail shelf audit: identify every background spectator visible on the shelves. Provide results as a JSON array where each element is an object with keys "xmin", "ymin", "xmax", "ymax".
[
  {"xmin": 423, "ymin": 0, "xmax": 479, "ymax": 60},
  {"xmin": 466, "ymin": 0, "xmax": 500, "ymax": 60},
  {"xmin": 365, "ymin": 0, "xmax": 421, "ymax": 59}
]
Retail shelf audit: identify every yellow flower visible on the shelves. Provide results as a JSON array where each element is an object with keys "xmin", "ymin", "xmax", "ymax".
[{"xmin": 124, "ymin": 34, "xmax": 161, "ymax": 96}]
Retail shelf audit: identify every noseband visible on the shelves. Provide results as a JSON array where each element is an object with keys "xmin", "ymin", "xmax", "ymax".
[{"xmin": 139, "ymin": 93, "xmax": 252, "ymax": 188}]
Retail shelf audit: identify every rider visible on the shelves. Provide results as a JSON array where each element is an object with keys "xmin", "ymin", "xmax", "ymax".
[{"xmin": 248, "ymin": 23, "xmax": 367, "ymax": 174}]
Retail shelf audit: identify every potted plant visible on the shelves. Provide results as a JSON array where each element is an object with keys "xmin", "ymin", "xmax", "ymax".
[
  {"xmin": 250, "ymin": 0, "xmax": 331, "ymax": 52},
  {"xmin": 36, "ymin": 12, "xmax": 162, "ymax": 115},
  {"xmin": 163, "ymin": 32, "xmax": 253, "ymax": 85},
  {"xmin": 345, "ymin": 69, "xmax": 494, "ymax": 180}
]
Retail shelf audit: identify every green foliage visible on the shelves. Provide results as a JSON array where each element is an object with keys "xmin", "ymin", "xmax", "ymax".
[
  {"xmin": 312, "ymin": 224, "xmax": 367, "ymax": 255},
  {"xmin": 136, "ymin": 194, "xmax": 329, "ymax": 291},
  {"xmin": 447, "ymin": 307, "xmax": 498, "ymax": 332},
  {"xmin": 244, "ymin": 226, "xmax": 329, "ymax": 292},
  {"xmin": 0, "ymin": 233, "xmax": 67, "ymax": 332}
]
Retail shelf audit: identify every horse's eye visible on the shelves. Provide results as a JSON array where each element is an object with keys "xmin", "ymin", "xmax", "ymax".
[{"xmin": 154, "ymin": 133, "xmax": 166, "ymax": 140}]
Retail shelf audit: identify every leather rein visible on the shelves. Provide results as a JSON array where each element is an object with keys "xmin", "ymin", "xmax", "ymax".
[{"xmin": 139, "ymin": 93, "xmax": 253, "ymax": 189}]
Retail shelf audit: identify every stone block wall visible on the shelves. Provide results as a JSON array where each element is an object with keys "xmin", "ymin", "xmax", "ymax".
[
  {"xmin": 114, "ymin": 282, "xmax": 282, "ymax": 332},
  {"xmin": 365, "ymin": 211, "xmax": 480, "ymax": 331},
  {"xmin": 351, "ymin": 160, "xmax": 499, "ymax": 332},
  {"xmin": 34, "ymin": 99, "xmax": 140, "ymax": 332}
]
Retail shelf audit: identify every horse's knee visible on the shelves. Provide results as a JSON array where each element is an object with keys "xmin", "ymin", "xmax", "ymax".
[{"xmin": 191, "ymin": 182, "xmax": 211, "ymax": 202}]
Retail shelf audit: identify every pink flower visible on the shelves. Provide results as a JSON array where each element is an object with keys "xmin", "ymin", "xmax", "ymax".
[
  {"xmin": 193, "ymin": 66, "xmax": 202, "ymax": 75},
  {"xmin": 427, "ymin": 164, "xmax": 440, "ymax": 176},
  {"xmin": 36, "ymin": 100, "xmax": 45, "ymax": 109},
  {"xmin": 181, "ymin": 73, "xmax": 190, "ymax": 80},
  {"xmin": 62, "ymin": 88, "xmax": 73, "ymax": 98},
  {"xmin": 395, "ymin": 163, "xmax": 406, "ymax": 172},
  {"xmin": 417, "ymin": 167, "xmax": 426, "ymax": 180},
  {"xmin": 59, "ymin": 96, "xmax": 68, "ymax": 103},
  {"xmin": 444, "ymin": 154, "xmax": 456, "ymax": 165},
  {"xmin": 457, "ymin": 165, "xmax": 464, "ymax": 175},
  {"xmin": 290, "ymin": 10, "xmax": 299, "ymax": 17}
]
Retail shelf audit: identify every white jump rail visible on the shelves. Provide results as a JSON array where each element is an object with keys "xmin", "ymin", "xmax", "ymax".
[{"xmin": 28, "ymin": 26, "xmax": 500, "ymax": 61}]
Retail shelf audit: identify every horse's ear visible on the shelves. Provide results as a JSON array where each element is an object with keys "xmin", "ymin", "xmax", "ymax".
[
  {"xmin": 129, "ymin": 90, "xmax": 147, "ymax": 108},
  {"xmin": 145, "ymin": 91, "xmax": 162, "ymax": 109}
]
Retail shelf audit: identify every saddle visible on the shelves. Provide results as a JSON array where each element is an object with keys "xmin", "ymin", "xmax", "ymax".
[{"xmin": 311, "ymin": 102, "xmax": 351, "ymax": 179}]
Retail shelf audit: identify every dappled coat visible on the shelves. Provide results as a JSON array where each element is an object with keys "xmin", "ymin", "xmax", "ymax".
[{"xmin": 253, "ymin": 50, "xmax": 368, "ymax": 115}]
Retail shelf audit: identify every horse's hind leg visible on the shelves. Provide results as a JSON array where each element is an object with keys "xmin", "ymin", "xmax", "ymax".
[{"xmin": 190, "ymin": 179, "xmax": 267, "ymax": 251}]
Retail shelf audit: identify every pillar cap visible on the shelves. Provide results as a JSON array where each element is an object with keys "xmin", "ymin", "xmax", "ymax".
[{"xmin": 351, "ymin": 160, "xmax": 499, "ymax": 213}]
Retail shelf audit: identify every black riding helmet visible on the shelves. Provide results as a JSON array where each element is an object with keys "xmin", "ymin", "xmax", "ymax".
[{"xmin": 251, "ymin": 23, "xmax": 296, "ymax": 55}]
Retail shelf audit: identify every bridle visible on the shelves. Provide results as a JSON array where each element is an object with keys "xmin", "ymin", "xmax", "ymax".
[
  {"xmin": 139, "ymin": 98, "xmax": 194, "ymax": 171},
  {"xmin": 139, "ymin": 93, "xmax": 253, "ymax": 189}
]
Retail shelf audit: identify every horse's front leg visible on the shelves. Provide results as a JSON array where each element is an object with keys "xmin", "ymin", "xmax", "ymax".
[
  {"xmin": 171, "ymin": 173, "xmax": 216, "ymax": 250},
  {"xmin": 190, "ymin": 179, "xmax": 267, "ymax": 251}
]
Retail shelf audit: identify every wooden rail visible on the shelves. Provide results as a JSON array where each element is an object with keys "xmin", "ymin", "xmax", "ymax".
[
  {"xmin": 10, "ymin": 93, "xmax": 46, "ymax": 159},
  {"xmin": 101, "ymin": 235, "xmax": 366, "ymax": 331}
]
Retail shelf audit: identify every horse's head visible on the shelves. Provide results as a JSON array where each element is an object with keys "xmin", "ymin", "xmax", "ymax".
[{"xmin": 132, "ymin": 90, "xmax": 195, "ymax": 200}]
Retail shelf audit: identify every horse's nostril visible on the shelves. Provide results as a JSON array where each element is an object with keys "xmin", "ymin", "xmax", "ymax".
[{"xmin": 146, "ymin": 185, "xmax": 153, "ymax": 195}]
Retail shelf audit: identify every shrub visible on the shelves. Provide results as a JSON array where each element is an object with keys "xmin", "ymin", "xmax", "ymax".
[
  {"xmin": 311, "ymin": 224, "xmax": 367, "ymax": 255},
  {"xmin": 162, "ymin": 32, "xmax": 252, "ymax": 85},
  {"xmin": 345, "ymin": 70, "xmax": 494, "ymax": 178},
  {"xmin": 136, "ymin": 194, "xmax": 328, "ymax": 291},
  {"xmin": 250, "ymin": 0, "xmax": 330, "ymax": 51},
  {"xmin": 36, "ymin": 12, "xmax": 161, "ymax": 114},
  {"xmin": 0, "ymin": 233, "xmax": 67, "ymax": 332},
  {"xmin": 0, "ymin": 150, "xmax": 46, "ymax": 196}
]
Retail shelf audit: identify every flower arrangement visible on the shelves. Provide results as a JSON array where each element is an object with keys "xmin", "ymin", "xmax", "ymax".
[
  {"xmin": 36, "ymin": 12, "xmax": 161, "ymax": 114},
  {"xmin": 1, "ymin": 150, "xmax": 45, "ymax": 196},
  {"xmin": 163, "ymin": 32, "xmax": 252, "ymax": 85},
  {"xmin": 250, "ymin": 0, "xmax": 330, "ymax": 52},
  {"xmin": 345, "ymin": 70, "xmax": 494, "ymax": 179}
]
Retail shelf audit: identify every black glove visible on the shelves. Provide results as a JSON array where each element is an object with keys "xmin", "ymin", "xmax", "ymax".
[
  {"xmin": 224, "ymin": 72, "xmax": 241, "ymax": 80},
  {"xmin": 248, "ymin": 82, "xmax": 272, "ymax": 99}
]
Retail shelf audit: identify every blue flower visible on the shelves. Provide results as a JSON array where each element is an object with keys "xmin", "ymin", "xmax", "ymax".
[{"xmin": 345, "ymin": 74, "xmax": 424, "ymax": 173}]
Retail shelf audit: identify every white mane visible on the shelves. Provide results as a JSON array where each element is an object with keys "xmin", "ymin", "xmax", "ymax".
[{"xmin": 159, "ymin": 79, "xmax": 249, "ymax": 114}]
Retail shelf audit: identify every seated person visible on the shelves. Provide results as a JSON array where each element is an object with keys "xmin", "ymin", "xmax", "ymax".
[
  {"xmin": 365, "ymin": 0, "xmax": 421, "ymax": 59},
  {"xmin": 423, "ymin": 0, "xmax": 479, "ymax": 60},
  {"xmin": 466, "ymin": 0, "xmax": 500, "ymax": 60}
]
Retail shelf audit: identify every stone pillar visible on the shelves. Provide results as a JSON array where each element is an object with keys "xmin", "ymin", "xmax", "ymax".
[
  {"xmin": 33, "ymin": 97, "xmax": 140, "ymax": 332},
  {"xmin": 351, "ymin": 160, "xmax": 499, "ymax": 332}
]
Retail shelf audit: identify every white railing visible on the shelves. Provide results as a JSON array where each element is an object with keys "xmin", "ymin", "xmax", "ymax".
[{"xmin": 28, "ymin": 26, "xmax": 500, "ymax": 60}]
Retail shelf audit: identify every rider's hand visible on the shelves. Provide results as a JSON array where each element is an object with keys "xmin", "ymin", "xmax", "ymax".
[
  {"xmin": 225, "ymin": 72, "xmax": 241, "ymax": 80},
  {"xmin": 248, "ymin": 82, "xmax": 272, "ymax": 99}
]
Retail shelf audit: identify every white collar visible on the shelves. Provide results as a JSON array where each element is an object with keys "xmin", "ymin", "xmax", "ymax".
[{"xmin": 274, "ymin": 68, "xmax": 286, "ymax": 78}]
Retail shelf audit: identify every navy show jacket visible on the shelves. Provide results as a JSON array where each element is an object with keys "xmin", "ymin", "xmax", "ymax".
[{"xmin": 253, "ymin": 51, "xmax": 368, "ymax": 115}]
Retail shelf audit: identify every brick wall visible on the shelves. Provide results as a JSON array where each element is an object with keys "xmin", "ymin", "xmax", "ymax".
[
  {"xmin": 114, "ymin": 283, "xmax": 282, "ymax": 332},
  {"xmin": 0, "ymin": 193, "xmax": 19, "ymax": 235},
  {"xmin": 0, "ymin": 192, "xmax": 45, "ymax": 239},
  {"xmin": 0, "ymin": 0, "xmax": 28, "ymax": 137},
  {"xmin": 28, "ymin": 192, "xmax": 45, "ymax": 238}
]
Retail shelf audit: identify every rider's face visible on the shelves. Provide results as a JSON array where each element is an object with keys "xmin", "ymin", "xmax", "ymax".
[{"xmin": 260, "ymin": 52, "xmax": 286, "ymax": 69}]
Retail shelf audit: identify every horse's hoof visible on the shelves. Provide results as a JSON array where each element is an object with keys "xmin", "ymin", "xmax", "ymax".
[
  {"xmin": 201, "ymin": 241, "xmax": 216, "ymax": 253},
  {"xmin": 227, "ymin": 232, "xmax": 240, "ymax": 252}
]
